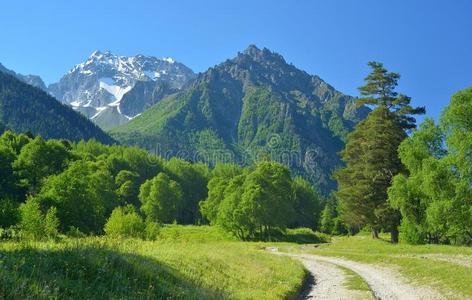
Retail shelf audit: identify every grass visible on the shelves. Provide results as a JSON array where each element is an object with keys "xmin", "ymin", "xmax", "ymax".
[
  {"xmin": 157, "ymin": 224, "xmax": 237, "ymax": 242},
  {"xmin": 0, "ymin": 226, "xmax": 308, "ymax": 300},
  {"xmin": 284, "ymin": 234, "xmax": 472, "ymax": 299},
  {"xmin": 157, "ymin": 224, "xmax": 330, "ymax": 244},
  {"xmin": 338, "ymin": 265, "xmax": 370, "ymax": 295}
]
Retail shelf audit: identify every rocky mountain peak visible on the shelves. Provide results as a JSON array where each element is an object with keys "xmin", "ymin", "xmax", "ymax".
[{"xmin": 48, "ymin": 51, "xmax": 196, "ymax": 130}]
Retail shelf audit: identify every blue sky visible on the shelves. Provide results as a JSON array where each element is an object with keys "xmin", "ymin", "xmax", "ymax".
[{"xmin": 0, "ymin": 0, "xmax": 471, "ymax": 121}]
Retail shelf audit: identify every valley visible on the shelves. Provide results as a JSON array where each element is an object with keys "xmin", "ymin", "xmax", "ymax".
[{"xmin": 0, "ymin": 2, "xmax": 471, "ymax": 298}]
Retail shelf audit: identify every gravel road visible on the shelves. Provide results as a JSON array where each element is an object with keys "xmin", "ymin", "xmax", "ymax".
[{"xmin": 267, "ymin": 248, "xmax": 444, "ymax": 300}]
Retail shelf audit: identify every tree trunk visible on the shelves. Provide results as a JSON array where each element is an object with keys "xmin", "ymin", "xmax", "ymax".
[
  {"xmin": 371, "ymin": 228, "xmax": 379, "ymax": 239},
  {"xmin": 390, "ymin": 227, "xmax": 399, "ymax": 243}
]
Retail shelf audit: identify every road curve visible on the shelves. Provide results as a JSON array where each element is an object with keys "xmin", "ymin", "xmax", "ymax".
[{"xmin": 267, "ymin": 248, "xmax": 444, "ymax": 300}]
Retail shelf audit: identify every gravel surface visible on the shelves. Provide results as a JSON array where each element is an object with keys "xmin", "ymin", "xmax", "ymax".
[{"xmin": 267, "ymin": 248, "xmax": 444, "ymax": 300}]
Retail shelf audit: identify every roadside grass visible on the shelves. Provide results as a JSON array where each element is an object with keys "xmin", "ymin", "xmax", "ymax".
[
  {"xmin": 288, "ymin": 235, "xmax": 472, "ymax": 299},
  {"xmin": 337, "ymin": 265, "xmax": 371, "ymax": 296},
  {"xmin": 0, "ymin": 229, "xmax": 307, "ymax": 299}
]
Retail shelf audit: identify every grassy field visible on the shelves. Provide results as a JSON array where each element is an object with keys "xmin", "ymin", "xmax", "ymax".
[
  {"xmin": 0, "ymin": 226, "xmax": 309, "ymax": 300},
  {"xmin": 280, "ymin": 234, "xmax": 472, "ymax": 299},
  {"xmin": 3, "ymin": 225, "xmax": 469, "ymax": 299}
]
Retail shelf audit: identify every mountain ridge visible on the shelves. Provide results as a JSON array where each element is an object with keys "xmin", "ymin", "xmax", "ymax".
[
  {"xmin": 111, "ymin": 45, "xmax": 369, "ymax": 193},
  {"xmin": 0, "ymin": 62, "xmax": 47, "ymax": 91}
]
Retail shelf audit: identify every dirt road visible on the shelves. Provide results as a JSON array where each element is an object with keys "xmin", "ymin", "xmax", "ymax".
[{"xmin": 267, "ymin": 248, "xmax": 444, "ymax": 300}]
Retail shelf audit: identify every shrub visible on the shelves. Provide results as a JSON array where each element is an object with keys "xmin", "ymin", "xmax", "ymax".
[
  {"xmin": 19, "ymin": 196, "xmax": 61, "ymax": 240},
  {"xmin": 144, "ymin": 221, "xmax": 160, "ymax": 240},
  {"xmin": 19, "ymin": 197, "xmax": 45, "ymax": 239},
  {"xmin": 104, "ymin": 205, "xmax": 146, "ymax": 239},
  {"xmin": 44, "ymin": 207, "xmax": 60, "ymax": 239}
]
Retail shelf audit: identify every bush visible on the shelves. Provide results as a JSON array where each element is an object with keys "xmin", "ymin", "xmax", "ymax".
[
  {"xmin": 19, "ymin": 197, "xmax": 61, "ymax": 240},
  {"xmin": 44, "ymin": 207, "xmax": 60, "ymax": 239},
  {"xmin": 399, "ymin": 219, "xmax": 427, "ymax": 244},
  {"xmin": 0, "ymin": 227, "xmax": 22, "ymax": 240},
  {"xmin": 19, "ymin": 197, "xmax": 44, "ymax": 239},
  {"xmin": 332, "ymin": 217, "xmax": 348, "ymax": 235},
  {"xmin": 66, "ymin": 226, "xmax": 87, "ymax": 238},
  {"xmin": 104, "ymin": 205, "xmax": 146, "ymax": 239},
  {"xmin": 144, "ymin": 221, "xmax": 160, "ymax": 240},
  {"xmin": 272, "ymin": 227, "xmax": 330, "ymax": 244}
]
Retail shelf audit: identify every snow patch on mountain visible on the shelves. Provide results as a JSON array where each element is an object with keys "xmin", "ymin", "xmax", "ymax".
[{"xmin": 99, "ymin": 77, "xmax": 132, "ymax": 102}]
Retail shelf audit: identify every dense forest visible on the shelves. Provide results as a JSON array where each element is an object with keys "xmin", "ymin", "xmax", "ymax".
[
  {"xmin": 0, "ymin": 70, "xmax": 114, "ymax": 144},
  {"xmin": 0, "ymin": 130, "xmax": 321, "ymax": 240}
]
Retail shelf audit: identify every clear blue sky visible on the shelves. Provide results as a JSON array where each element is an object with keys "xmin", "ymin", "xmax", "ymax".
[{"xmin": 1, "ymin": 0, "xmax": 471, "ymax": 121}]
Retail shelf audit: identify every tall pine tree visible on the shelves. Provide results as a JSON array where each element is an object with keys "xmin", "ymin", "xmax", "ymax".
[{"xmin": 335, "ymin": 62, "xmax": 424, "ymax": 243}]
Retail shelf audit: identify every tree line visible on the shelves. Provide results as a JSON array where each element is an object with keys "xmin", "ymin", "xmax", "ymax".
[{"xmin": 0, "ymin": 130, "xmax": 321, "ymax": 240}]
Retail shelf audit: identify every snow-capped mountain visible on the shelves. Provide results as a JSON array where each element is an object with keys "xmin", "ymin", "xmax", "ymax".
[{"xmin": 48, "ymin": 51, "xmax": 195, "ymax": 129}]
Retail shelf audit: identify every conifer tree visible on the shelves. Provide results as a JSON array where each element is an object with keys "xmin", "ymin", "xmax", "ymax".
[
  {"xmin": 335, "ymin": 62, "xmax": 424, "ymax": 243},
  {"xmin": 358, "ymin": 61, "xmax": 425, "ymax": 130}
]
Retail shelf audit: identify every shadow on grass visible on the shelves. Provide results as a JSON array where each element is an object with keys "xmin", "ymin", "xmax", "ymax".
[{"xmin": 0, "ymin": 243, "xmax": 226, "ymax": 300}]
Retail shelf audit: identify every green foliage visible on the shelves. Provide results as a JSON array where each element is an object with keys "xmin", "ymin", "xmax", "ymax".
[
  {"xmin": 1, "ymin": 128, "xmax": 327, "ymax": 243},
  {"xmin": 388, "ymin": 87, "xmax": 472, "ymax": 245},
  {"xmin": 0, "ymin": 143, "xmax": 17, "ymax": 199},
  {"xmin": 158, "ymin": 225, "xmax": 236, "ymax": 242},
  {"xmin": 242, "ymin": 161, "xmax": 295, "ymax": 234},
  {"xmin": 335, "ymin": 106, "xmax": 405, "ymax": 240},
  {"xmin": 139, "ymin": 173, "xmax": 183, "ymax": 224},
  {"xmin": 0, "ymin": 198, "xmax": 19, "ymax": 228},
  {"xmin": 36, "ymin": 160, "xmax": 118, "ymax": 234},
  {"xmin": 13, "ymin": 137, "xmax": 73, "ymax": 193},
  {"xmin": 334, "ymin": 61, "xmax": 426, "ymax": 242},
  {"xmin": 104, "ymin": 205, "xmax": 146, "ymax": 239},
  {"xmin": 200, "ymin": 177, "xmax": 227, "ymax": 224},
  {"xmin": 291, "ymin": 177, "xmax": 321, "ymax": 229},
  {"xmin": 19, "ymin": 197, "xmax": 46, "ymax": 240},
  {"xmin": 19, "ymin": 197, "xmax": 59, "ymax": 240},
  {"xmin": 44, "ymin": 206, "xmax": 60, "ymax": 239},
  {"xmin": 320, "ymin": 201, "xmax": 336, "ymax": 234},
  {"xmin": 357, "ymin": 61, "xmax": 425, "ymax": 130},
  {"xmin": 115, "ymin": 170, "xmax": 141, "ymax": 207},
  {"xmin": 164, "ymin": 158, "xmax": 209, "ymax": 224},
  {"xmin": 270, "ymin": 227, "xmax": 330, "ymax": 244},
  {"xmin": 144, "ymin": 221, "xmax": 160, "ymax": 240},
  {"xmin": 201, "ymin": 161, "xmax": 310, "ymax": 240}
]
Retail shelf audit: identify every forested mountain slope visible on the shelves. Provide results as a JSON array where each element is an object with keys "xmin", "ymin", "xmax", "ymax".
[
  {"xmin": 0, "ymin": 70, "xmax": 114, "ymax": 143},
  {"xmin": 111, "ymin": 46, "xmax": 369, "ymax": 192}
]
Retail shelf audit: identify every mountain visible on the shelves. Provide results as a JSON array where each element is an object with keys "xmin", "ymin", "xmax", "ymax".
[
  {"xmin": 0, "ymin": 63, "xmax": 47, "ymax": 91},
  {"xmin": 111, "ymin": 45, "xmax": 369, "ymax": 193},
  {"xmin": 0, "ymin": 69, "xmax": 114, "ymax": 144},
  {"xmin": 48, "ymin": 51, "xmax": 196, "ymax": 129}
]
